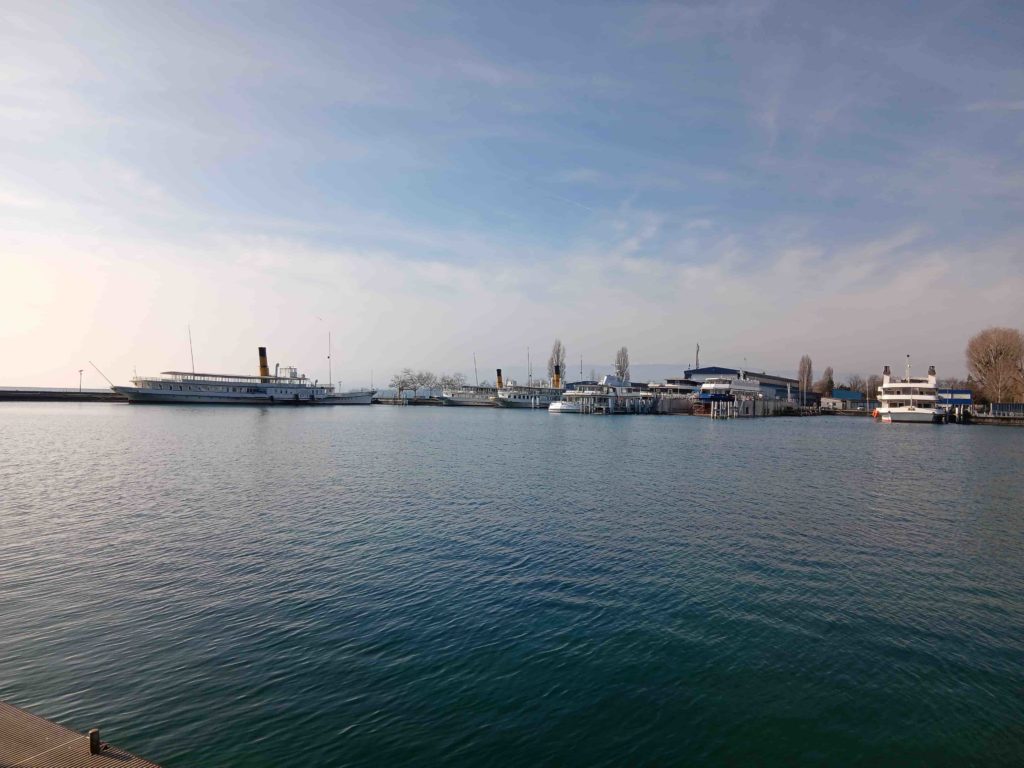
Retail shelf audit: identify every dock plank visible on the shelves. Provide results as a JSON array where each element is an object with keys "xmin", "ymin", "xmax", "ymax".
[{"xmin": 0, "ymin": 702, "xmax": 161, "ymax": 768}]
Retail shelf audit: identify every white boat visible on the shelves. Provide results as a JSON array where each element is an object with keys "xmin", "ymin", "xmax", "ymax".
[
  {"xmin": 440, "ymin": 386, "xmax": 497, "ymax": 406},
  {"xmin": 547, "ymin": 376, "xmax": 656, "ymax": 414},
  {"xmin": 548, "ymin": 400, "xmax": 583, "ymax": 413},
  {"xmin": 496, "ymin": 384, "xmax": 562, "ymax": 409},
  {"xmin": 875, "ymin": 358, "xmax": 945, "ymax": 424},
  {"xmin": 112, "ymin": 346, "xmax": 375, "ymax": 405},
  {"xmin": 698, "ymin": 373, "xmax": 762, "ymax": 400},
  {"xmin": 493, "ymin": 365, "xmax": 563, "ymax": 409}
]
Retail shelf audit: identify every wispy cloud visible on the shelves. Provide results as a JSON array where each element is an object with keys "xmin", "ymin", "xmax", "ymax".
[
  {"xmin": 3, "ymin": 0, "xmax": 1024, "ymax": 385},
  {"xmin": 965, "ymin": 100, "xmax": 1024, "ymax": 112}
]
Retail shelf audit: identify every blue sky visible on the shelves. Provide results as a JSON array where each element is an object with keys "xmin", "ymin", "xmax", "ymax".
[{"xmin": 2, "ymin": 1, "xmax": 1022, "ymax": 386}]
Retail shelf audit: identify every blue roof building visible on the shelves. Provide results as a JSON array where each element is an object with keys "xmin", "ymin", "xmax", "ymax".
[{"xmin": 830, "ymin": 388, "xmax": 864, "ymax": 401}]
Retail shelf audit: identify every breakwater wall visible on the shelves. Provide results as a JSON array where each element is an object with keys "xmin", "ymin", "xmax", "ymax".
[{"xmin": 0, "ymin": 387, "xmax": 125, "ymax": 402}]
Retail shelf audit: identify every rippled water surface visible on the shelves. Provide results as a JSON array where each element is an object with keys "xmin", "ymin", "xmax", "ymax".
[{"xmin": 1, "ymin": 403, "xmax": 1023, "ymax": 766}]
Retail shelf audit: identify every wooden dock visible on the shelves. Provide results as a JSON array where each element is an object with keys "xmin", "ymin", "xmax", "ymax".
[{"xmin": 0, "ymin": 701, "xmax": 161, "ymax": 768}]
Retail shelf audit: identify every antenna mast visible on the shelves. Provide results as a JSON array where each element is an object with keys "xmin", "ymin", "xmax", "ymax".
[
  {"xmin": 473, "ymin": 353, "xmax": 479, "ymax": 387},
  {"xmin": 89, "ymin": 361, "xmax": 115, "ymax": 388},
  {"xmin": 696, "ymin": 342, "xmax": 700, "ymax": 370},
  {"xmin": 328, "ymin": 331, "xmax": 332, "ymax": 388},
  {"xmin": 188, "ymin": 324, "xmax": 195, "ymax": 373},
  {"xmin": 527, "ymin": 346, "xmax": 532, "ymax": 386}
]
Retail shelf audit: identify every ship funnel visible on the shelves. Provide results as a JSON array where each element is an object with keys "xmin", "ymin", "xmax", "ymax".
[
  {"xmin": 258, "ymin": 347, "xmax": 271, "ymax": 379},
  {"xmin": 553, "ymin": 364, "xmax": 562, "ymax": 389},
  {"xmin": 882, "ymin": 364, "xmax": 891, "ymax": 386},
  {"xmin": 928, "ymin": 365, "xmax": 936, "ymax": 376},
  {"xmin": 496, "ymin": 368, "xmax": 504, "ymax": 389}
]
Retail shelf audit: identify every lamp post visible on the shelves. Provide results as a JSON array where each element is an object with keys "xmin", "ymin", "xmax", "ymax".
[{"xmin": 78, "ymin": 369, "xmax": 83, "ymax": 392}]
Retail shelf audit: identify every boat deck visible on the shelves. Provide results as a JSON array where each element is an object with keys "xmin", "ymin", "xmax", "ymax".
[{"xmin": 0, "ymin": 701, "xmax": 161, "ymax": 768}]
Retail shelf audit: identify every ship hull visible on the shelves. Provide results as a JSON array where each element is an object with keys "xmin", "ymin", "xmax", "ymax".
[
  {"xmin": 878, "ymin": 408, "xmax": 944, "ymax": 423},
  {"xmin": 495, "ymin": 397, "xmax": 558, "ymax": 408},
  {"xmin": 113, "ymin": 386, "xmax": 374, "ymax": 405}
]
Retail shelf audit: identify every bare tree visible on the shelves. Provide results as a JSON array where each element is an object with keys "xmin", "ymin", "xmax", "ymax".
[
  {"xmin": 547, "ymin": 339, "xmax": 567, "ymax": 382},
  {"xmin": 614, "ymin": 346, "xmax": 630, "ymax": 382},
  {"xmin": 866, "ymin": 374, "xmax": 882, "ymax": 401},
  {"xmin": 814, "ymin": 366, "xmax": 835, "ymax": 396},
  {"xmin": 798, "ymin": 355, "xmax": 813, "ymax": 405},
  {"xmin": 938, "ymin": 376, "xmax": 972, "ymax": 390},
  {"xmin": 966, "ymin": 327, "xmax": 1024, "ymax": 403},
  {"xmin": 845, "ymin": 374, "xmax": 867, "ymax": 393},
  {"xmin": 438, "ymin": 372, "xmax": 467, "ymax": 391},
  {"xmin": 388, "ymin": 373, "xmax": 404, "ymax": 398},
  {"xmin": 416, "ymin": 370, "xmax": 438, "ymax": 397},
  {"xmin": 389, "ymin": 367, "xmax": 416, "ymax": 399}
]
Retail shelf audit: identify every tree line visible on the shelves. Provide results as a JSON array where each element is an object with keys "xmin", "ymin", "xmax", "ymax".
[
  {"xmin": 387, "ymin": 339, "xmax": 635, "ymax": 398},
  {"xmin": 388, "ymin": 370, "xmax": 478, "ymax": 398}
]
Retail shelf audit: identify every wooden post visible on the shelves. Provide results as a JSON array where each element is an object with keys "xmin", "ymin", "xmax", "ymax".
[{"xmin": 89, "ymin": 729, "xmax": 101, "ymax": 754}]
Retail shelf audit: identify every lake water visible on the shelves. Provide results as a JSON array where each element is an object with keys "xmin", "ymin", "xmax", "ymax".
[{"xmin": 1, "ymin": 403, "xmax": 1022, "ymax": 766}]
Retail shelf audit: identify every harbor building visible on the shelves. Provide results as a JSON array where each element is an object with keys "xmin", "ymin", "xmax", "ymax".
[{"xmin": 822, "ymin": 388, "xmax": 866, "ymax": 411}]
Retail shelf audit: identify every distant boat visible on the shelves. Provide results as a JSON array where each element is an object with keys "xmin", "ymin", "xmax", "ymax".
[
  {"xmin": 440, "ymin": 385, "xmax": 497, "ymax": 407},
  {"xmin": 547, "ymin": 375, "xmax": 654, "ymax": 414},
  {"xmin": 492, "ymin": 365, "xmax": 563, "ymax": 409},
  {"xmin": 495, "ymin": 384, "xmax": 562, "ymax": 409},
  {"xmin": 874, "ymin": 358, "xmax": 945, "ymax": 424},
  {"xmin": 698, "ymin": 373, "xmax": 761, "ymax": 400},
  {"xmin": 112, "ymin": 346, "xmax": 375, "ymax": 405},
  {"xmin": 548, "ymin": 399, "xmax": 583, "ymax": 413}
]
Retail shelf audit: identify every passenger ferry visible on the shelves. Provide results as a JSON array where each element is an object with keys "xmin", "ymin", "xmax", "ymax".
[
  {"xmin": 440, "ymin": 385, "xmax": 497, "ymax": 407},
  {"xmin": 874, "ymin": 358, "xmax": 945, "ymax": 423},
  {"xmin": 113, "ymin": 347, "xmax": 375, "ymax": 405},
  {"xmin": 698, "ymin": 373, "xmax": 762, "ymax": 400},
  {"xmin": 547, "ymin": 376, "xmax": 654, "ymax": 414},
  {"xmin": 496, "ymin": 384, "xmax": 562, "ymax": 409},
  {"xmin": 493, "ymin": 365, "xmax": 562, "ymax": 409}
]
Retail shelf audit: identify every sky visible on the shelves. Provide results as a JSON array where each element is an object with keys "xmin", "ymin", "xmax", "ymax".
[{"xmin": 2, "ymin": 0, "xmax": 1023, "ymax": 388}]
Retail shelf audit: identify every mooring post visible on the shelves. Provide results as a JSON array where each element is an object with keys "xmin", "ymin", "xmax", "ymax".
[{"xmin": 89, "ymin": 728, "xmax": 101, "ymax": 754}]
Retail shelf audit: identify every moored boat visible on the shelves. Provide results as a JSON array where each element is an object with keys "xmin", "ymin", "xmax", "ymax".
[
  {"xmin": 548, "ymin": 400, "xmax": 583, "ymax": 413},
  {"xmin": 496, "ymin": 385, "xmax": 562, "ymax": 408},
  {"xmin": 698, "ymin": 373, "xmax": 761, "ymax": 400},
  {"xmin": 874, "ymin": 357, "xmax": 945, "ymax": 423},
  {"xmin": 547, "ymin": 376, "xmax": 656, "ymax": 414},
  {"xmin": 113, "ymin": 347, "xmax": 375, "ymax": 405},
  {"xmin": 440, "ymin": 385, "xmax": 497, "ymax": 406},
  {"xmin": 493, "ymin": 366, "xmax": 563, "ymax": 409}
]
